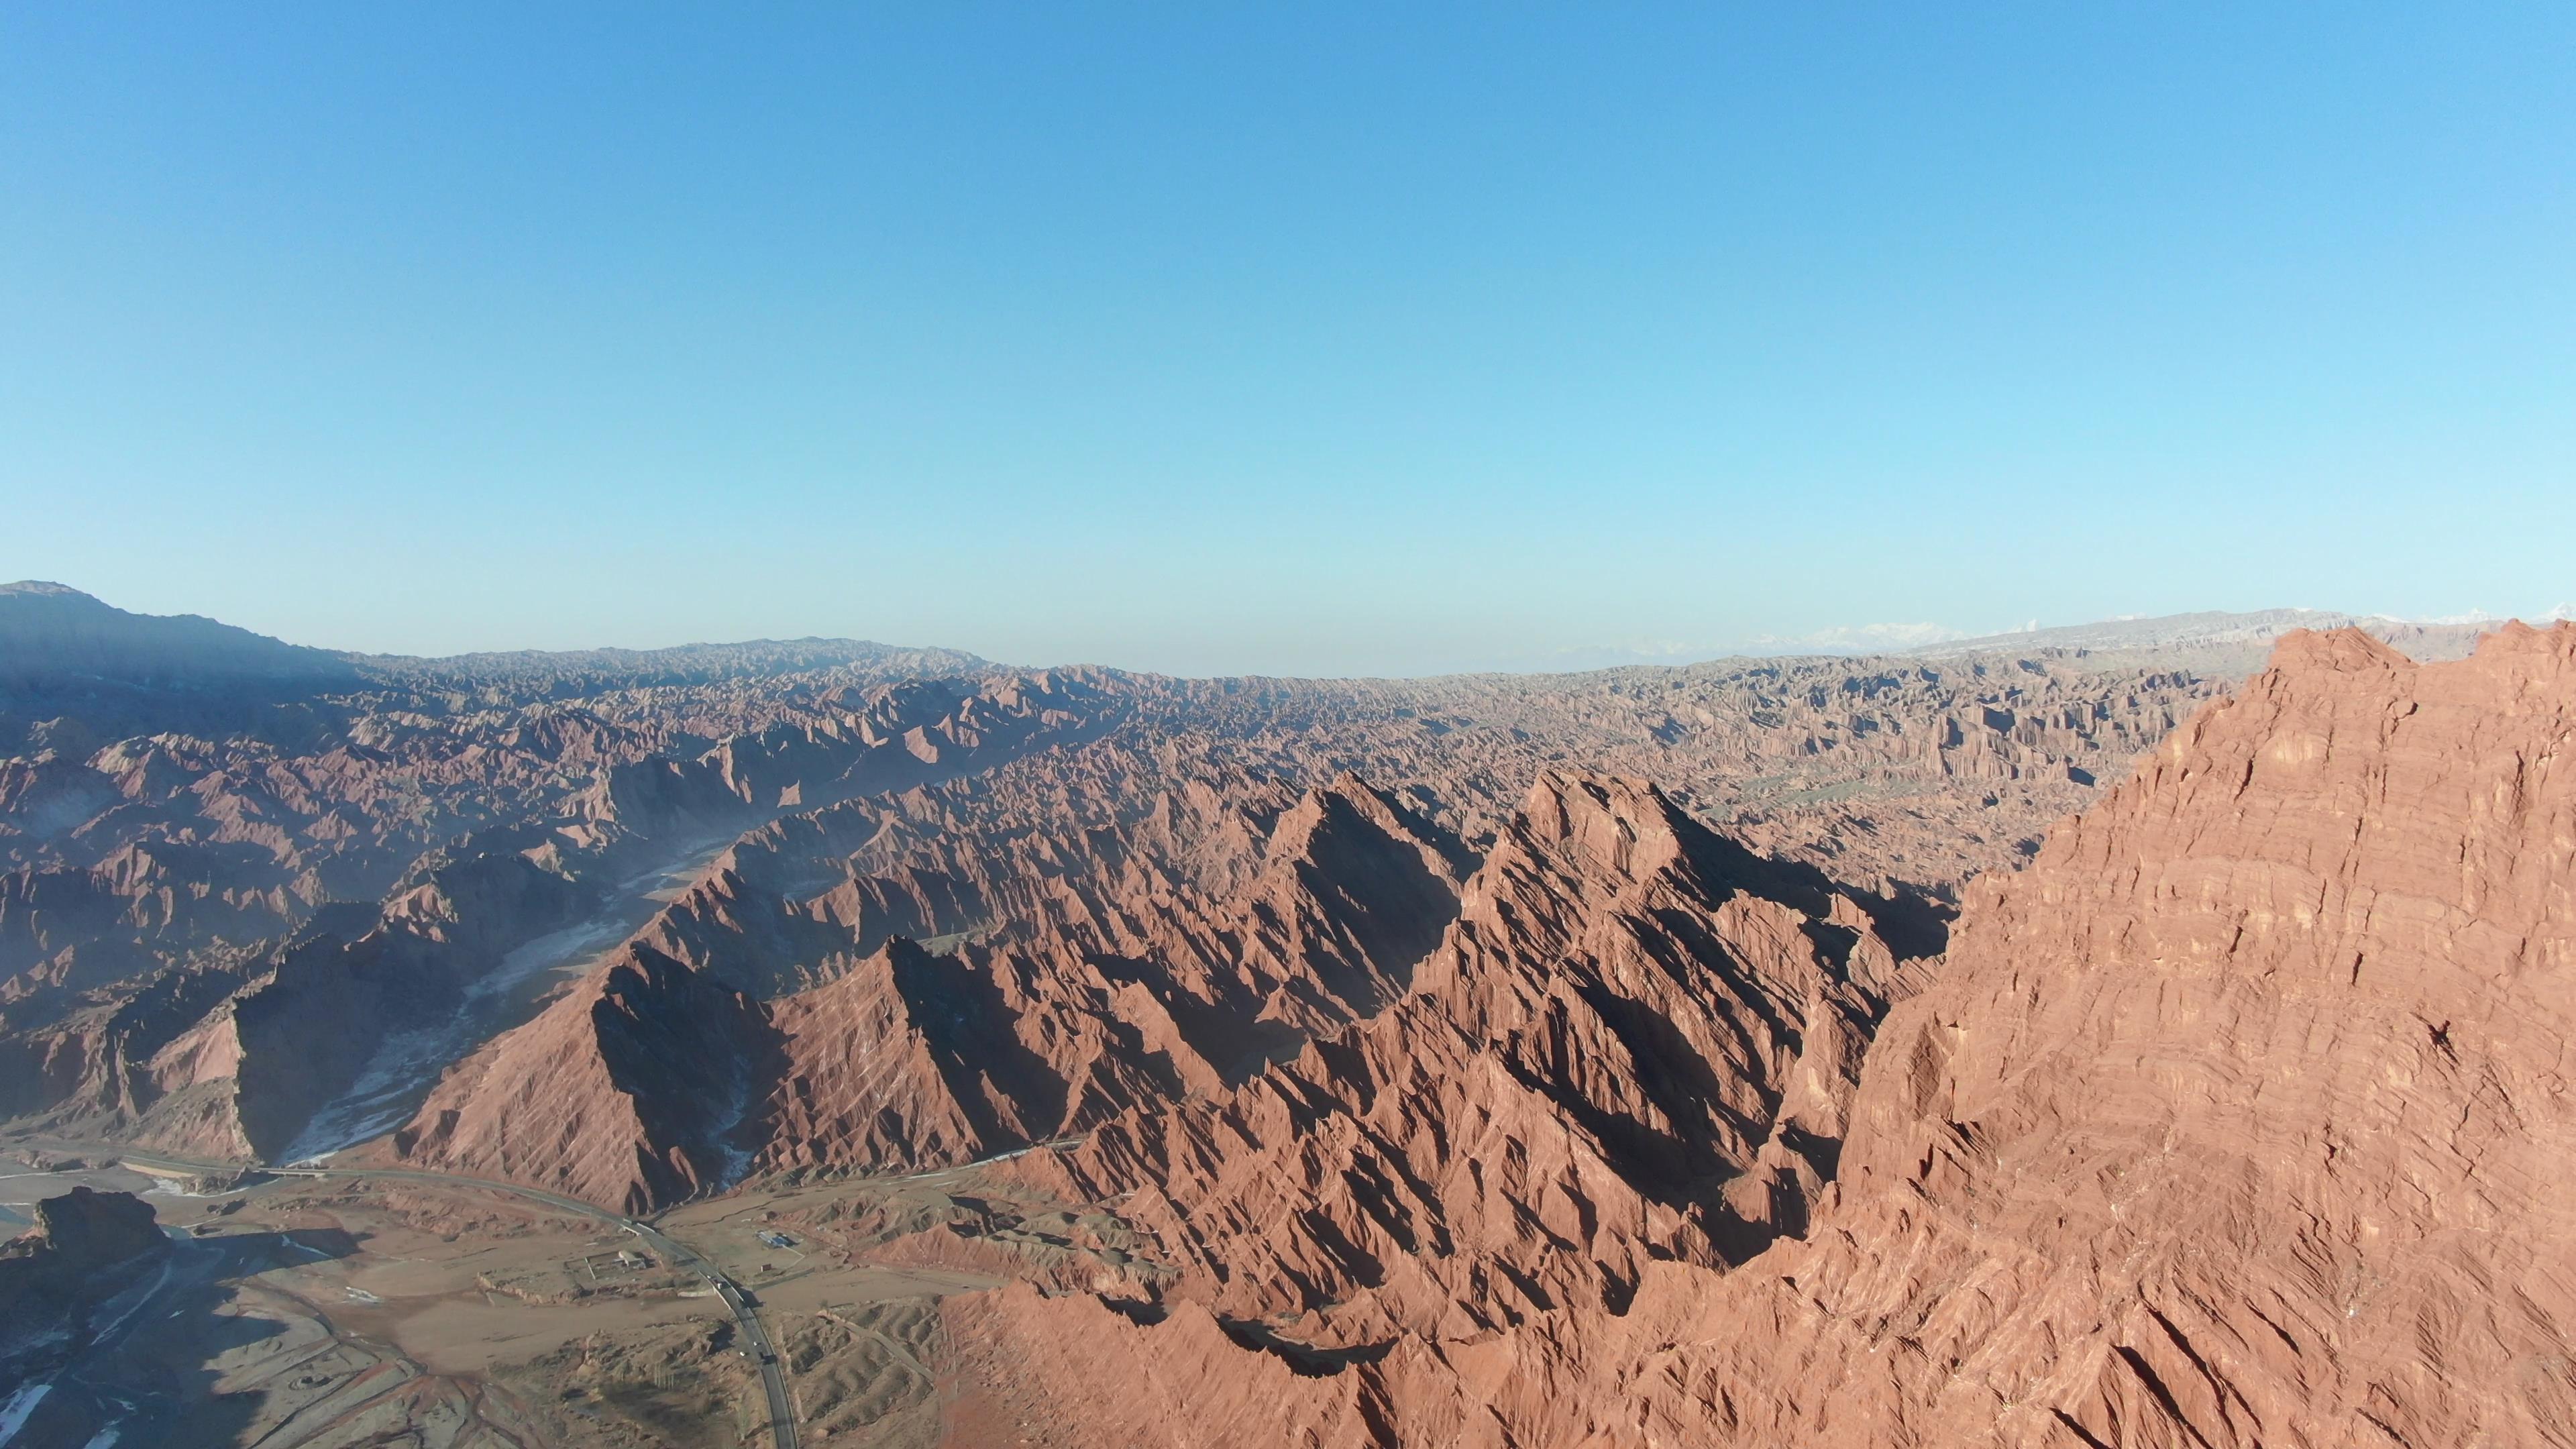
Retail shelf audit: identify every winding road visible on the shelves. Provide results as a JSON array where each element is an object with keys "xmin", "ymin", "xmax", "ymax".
[{"xmin": 25, "ymin": 1140, "xmax": 802, "ymax": 1449}]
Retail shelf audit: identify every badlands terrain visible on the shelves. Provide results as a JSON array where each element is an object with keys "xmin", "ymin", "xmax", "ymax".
[{"xmin": 1, "ymin": 579, "xmax": 2563, "ymax": 1448}]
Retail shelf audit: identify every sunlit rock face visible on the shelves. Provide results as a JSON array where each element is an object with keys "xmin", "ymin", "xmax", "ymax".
[{"xmin": 936, "ymin": 625, "xmax": 2576, "ymax": 1449}]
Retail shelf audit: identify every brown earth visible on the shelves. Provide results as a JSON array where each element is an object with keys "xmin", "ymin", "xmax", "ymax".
[
  {"xmin": 0, "ymin": 1157, "xmax": 1043, "ymax": 1448},
  {"xmin": 376, "ymin": 647, "xmax": 2239, "ymax": 1213},
  {"xmin": 937, "ymin": 622, "xmax": 2576, "ymax": 1448},
  {"xmin": 0, "ymin": 666, "xmax": 1126, "ymax": 1162},
  {"xmin": 7, "ymin": 592, "xmax": 2298, "ymax": 1188},
  {"xmin": 7, "ymin": 592, "xmax": 2559, "ymax": 1448},
  {"xmin": 386, "ymin": 769, "xmax": 1477, "ymax": 1211}
]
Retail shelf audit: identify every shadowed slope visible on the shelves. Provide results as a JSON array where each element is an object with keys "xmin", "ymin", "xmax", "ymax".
[
  {"xmin": 1027, "ymin": 767, "xmax": 1935, "ymax": 1345},
  {"xmin": 387, "ymin": 770, "xmax": 1475, "ymax": 1210},
  {"xmin": 941, "ymin": 623, "xmax": 2576, "ymax": 1449}
]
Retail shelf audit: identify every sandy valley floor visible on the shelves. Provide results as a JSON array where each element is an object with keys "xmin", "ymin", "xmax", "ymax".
[{"xmin": 0, "ymin": 1148, "xmax": 1113, "ymax": 1449}]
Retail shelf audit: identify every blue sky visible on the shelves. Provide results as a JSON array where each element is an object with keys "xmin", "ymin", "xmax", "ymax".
[{"xmin": 4, "ymin": 6, "xmax": 2569, "ymax": 676}]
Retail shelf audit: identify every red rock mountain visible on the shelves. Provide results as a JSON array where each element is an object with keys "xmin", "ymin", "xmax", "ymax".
[
  {"xmin": 0, "ymin": 670, "xmax": 1126, "ymax": 1162},
  {"xmin": 389, "ymin": 771, "xmax": 1476, "ymax": 1212},
  {"xmin": 7, "ymin": 586, "xmax": 2271, "ymax": 1183},
  {"xmin": 941, "ymin": 623, "xmax": 2576, "ymax": 1448},
  {"xmin": 1030, "ymin": 767, "xmax": 1936, "ymax": 1342}
]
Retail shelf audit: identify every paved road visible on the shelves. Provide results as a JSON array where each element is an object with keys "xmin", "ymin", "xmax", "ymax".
[{"xmin": 27, "ymin": 1140, "xmax": 801, "ymax": 1449}]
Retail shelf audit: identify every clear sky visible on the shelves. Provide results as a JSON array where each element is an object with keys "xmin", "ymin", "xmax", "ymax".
[{"xmin": 5, "ymin": 6, "xmax": 2570, "ymax": 676}]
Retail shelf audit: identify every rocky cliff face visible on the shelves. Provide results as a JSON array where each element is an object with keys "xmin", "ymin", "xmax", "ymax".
[
  {"xmin": 388, "ymin": 770, "xmax": 1476, "ymax": 1212},
  {"xmin": 11, "ymin": 1183, "xmax": 164, "ymax": 1268},
  {"xmin": 392, "ymin": 941, "xmax": 771, "ymax": 1210},
  {"xmin": 17, "ymin": 588, "xmax": 2559, "ymax": 1445},
  {"xmin": 5, "ymin": 586, "xmax": 2251, "ymax": 1181},
  {"xmin": 1030, "ymin": 768, "xmax": 1934, "ymax": 1344},
  {"xmin": 0, "ymin": 669, "xmax": 1124, "ymax": 1164},
  {"xmin": 938, "ymin": 623, "xmax": 2576, "ymax": 1448},
  {"xmin": 1597, "ymin": 619, "xmax": 2576, "ymax": 1448},
  {"xmin": 0, "ymin": 1185, "xmax": 168, "ymax": 1334},
  {"xmin": 1126, "ymin": 647, "xmax": 2234, "ymax": 901}
]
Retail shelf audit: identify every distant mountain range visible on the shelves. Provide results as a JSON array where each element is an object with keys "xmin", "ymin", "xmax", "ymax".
[
  {"xmin": 6, "ymin": 581, "xmax": 2562, "ymax": 701},
  {"xmin": 0, "ymin": 581, "xmax": 987, "ymax": 694},
  {"xmin": 0, "ymin": 580, "xmax": 362, "ymax": 690},
  {"xmin": 1907, "ymin": 607, "xmax": 2479, "ymax": 657}
]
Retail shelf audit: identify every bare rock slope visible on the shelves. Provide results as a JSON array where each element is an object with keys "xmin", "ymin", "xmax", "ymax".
[
  {"xmin": 944, "ymin": 622, "xmax": 2576, "ymax": 1448},
  {"xmin": 1034, "ymin": 767, "xmax": 1935, "ymax": 1342},
  {"xmin": 3, "ymin": 586, "xmax": 2255, "ymax": 1179},
  {"xmin": 390, "ymin": 769, "xmax": 1475, "ymax": 1212},
  {"xmin": 0, "ymin": 669, "xmax": 1123, "ymax": 1161}
]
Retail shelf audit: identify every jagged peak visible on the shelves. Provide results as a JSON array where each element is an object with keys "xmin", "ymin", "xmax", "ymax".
[
  {"xmin": 2472, "ymin": 616, "xmax": 2576, "ymax": 660},
  {"xmin": 2264, "ymin": 625, "xmax": 2414, "ymax": 674},
  {"xmin": 1514, "ymin": 768, "xmax": 1691, "ymax": 881},
  {"xmin": 863, "ymin": 932, "xmax": 941, "ymax": 981},
  {"xmin": 1268, "ymin": 769, "xmax": 1474, "ymax": 886}
]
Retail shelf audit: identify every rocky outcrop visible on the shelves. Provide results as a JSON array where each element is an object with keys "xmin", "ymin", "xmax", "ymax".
[
  {"xmin": 1568, "ymin": 620, "xmax": 2576, "ymax": 1448},
  {"xmin": 757, "ymin": 937, "xmax": 1069, "ymax": 1173},
  {"xmin": 393, "ymin": 941, "xmax": 770, "ymax": 1212},
  {"xmin": 941, "ymin": 623, "xmax": 2576, "ymax": 1448},
  {"xmin": 0, "ymin": 1186, "xmax": 168, "ymax": 1330},
  {"xmin": 1129, "ymin": 647, "xmax": 2229, "ymax": 902},
  {"xmin": 0, "ymin": 852, "xmax": 593, "ymax": 1163},
  {"xmin": 5, "ymin": 586, "xmax": 2253, "ymax": 1181},
  {"xmin": 0, "ymin": 667, "xmax": 1128, "ymax": 1163},
  {"xmin": 1025, "ymin": 767, "xmax": 1933, "ymax": 1344},
  {"xmin": 13, "ymin": 1184, "xmax": 162, "ymax": 1268},
  {"xmin": 0, "ymin": 906, "xmax": 393, "ymax": 1161},
  {"xmin": 388, "ymin": 770, "xmax": 1477, "ymax": 1209}
]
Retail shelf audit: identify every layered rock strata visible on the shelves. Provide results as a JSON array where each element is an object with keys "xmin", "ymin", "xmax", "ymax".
[{"xmin": 943, "ymin": 624, "xmax": 2576, "ymax": 1449}]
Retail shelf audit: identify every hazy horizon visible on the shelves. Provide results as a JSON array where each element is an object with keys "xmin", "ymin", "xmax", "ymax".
[
  {"xmin": 7, "ymin": 7, "xmax": 2571, "ymax": 676},
  {"xmin": 14, "ymin": 576, "xmax": 2571, "ymax": 682}
]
